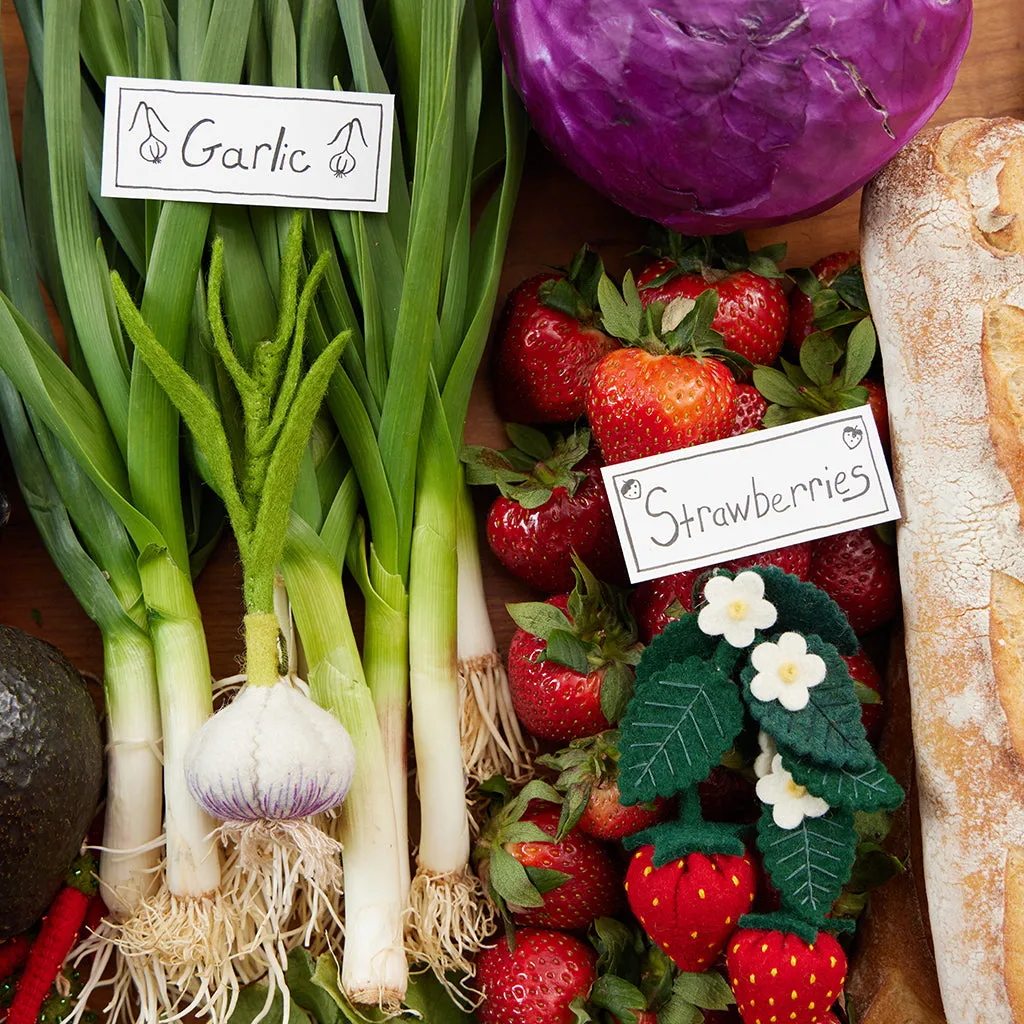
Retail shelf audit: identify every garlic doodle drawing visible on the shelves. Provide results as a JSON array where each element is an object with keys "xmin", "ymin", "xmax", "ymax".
[
  {"xmin": 130, "ymin": 102, "xmax": 170, "ymax": 164},
  {"xmin": 327, "ymin": 118, "xmax": 366, "ymax": 178}
]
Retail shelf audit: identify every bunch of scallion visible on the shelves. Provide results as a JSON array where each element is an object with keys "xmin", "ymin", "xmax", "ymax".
[{"xmin": 0, "ymin": 0, "xmax": 528, "ymax": 1019}]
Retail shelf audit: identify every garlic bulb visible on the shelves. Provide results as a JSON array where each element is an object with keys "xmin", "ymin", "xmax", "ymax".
[{"xmin": 185, "ymin": 680, "xmax": 356, "ymax": 821}]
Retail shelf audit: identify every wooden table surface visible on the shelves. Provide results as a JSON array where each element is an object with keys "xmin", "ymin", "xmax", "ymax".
[{"xmin": 0, "ymin": 1, "xmax": 1021, "ymax": 674}]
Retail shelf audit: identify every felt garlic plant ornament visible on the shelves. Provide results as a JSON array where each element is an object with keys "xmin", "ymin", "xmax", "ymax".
[{"xmin": 111, "ymin": 212, "xmax": 351, "ymax": 968}]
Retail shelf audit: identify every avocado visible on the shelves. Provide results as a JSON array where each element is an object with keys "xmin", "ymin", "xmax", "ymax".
[{"xmin": 0, "ymin": 625, "xmax": 103, "ymax": 937}]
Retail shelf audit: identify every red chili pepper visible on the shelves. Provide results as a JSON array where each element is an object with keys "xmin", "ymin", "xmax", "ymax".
[
  {"xmin": 0, "ymin": 937, "xmax": 30, "ymax": 981},
  {"xmin": 6, "ymin": 855, "xmax": 96, "ymax": 1024}
]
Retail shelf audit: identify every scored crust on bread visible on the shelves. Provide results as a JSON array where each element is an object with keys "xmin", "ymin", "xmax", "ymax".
[{"xmin": 861, "ymin": 118, "xmax": 1024, "ymax": 1024}]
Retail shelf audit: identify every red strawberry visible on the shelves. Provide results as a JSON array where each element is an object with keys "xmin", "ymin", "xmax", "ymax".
[
  {"xmin": 539, "ymin": 731, "xmax": 672, "ymax": 842},
  {"xmin": 505, "ymin": 805, "xmax": 623, "ymax": 930},
  {"xmin": 843, "ymin": 650, "xmax": 885, "ymax": 745},
  {"xmin": 808, "ymin": 528, "xmax": 900, "ymax": 635},
  {"xmin": 788, "ymin": 251, "xmax": 860, "ymax": 351},
  {"xmin": 727, "ymin": 929, "xmax": 847, "ymax": 1024},
  {"xmin": 625, "ymin": 845, "xmax": 757, "ymax": 972},
  {"xmin": 587, "ymin": 347, "xmax": 737, "ymax": 464},
  {"xmin": 579, "ymin": 780, "xmax": 671, "ymax": 842},
  {"xmin": 495, "ymin": 249, "xmax": 618, "ymax": 424},
  {"xmin": 638, "ymin": 261, "xmax": 788, "ymax": 366},
  {"xmin": 861, "ymin": 377, "xmax": 890, "ymax": 450},
  {"xmin": 730, "ymin": 384, "xmax": 768, "ymax": 436},
  {"xmin": 698, "ymin": 765, "xmax": 760, "ymax": 825},
  {"xmin": 465, "ymin": 425, "xmax": 625, "ymax": 593},
  {"xmin": 507, "ymin": 565, "xmax": 640, "ymax": 742},
  {"xmin": 476, "ymin": 928, "xmax": 598, "ymax": 1024},
  {"xmin": 724, "ymin": 542, "xmax": 813, "ymax": 581}
]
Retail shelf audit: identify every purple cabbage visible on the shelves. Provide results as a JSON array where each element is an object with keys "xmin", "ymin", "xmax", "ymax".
[{"xmin": 495, "ymin": 0, "xmax": 972, "ymax": 233}]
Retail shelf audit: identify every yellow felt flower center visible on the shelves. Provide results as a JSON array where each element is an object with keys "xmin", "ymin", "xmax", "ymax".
[
  {"xmin": 786, "ymin": 778, "xmax": 807, "ymax": 799},
  {"xmin": 778, "ymin": 660, "xmax": 800, "ymax": 684},
  {"xmin": 727, "ymin": 599, "xmax": 748, "ymax": 620}
]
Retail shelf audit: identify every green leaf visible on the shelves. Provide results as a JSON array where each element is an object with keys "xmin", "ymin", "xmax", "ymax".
[
  {"xmin": 752, "ymin": 366, "xmax": 805, "ymax": 408},
  {"xmin": 756, "ymin": 804, "xmax": 858, "ymax": 926},
  {"xmin": 781, "ymin": 750, "xmax": 904, "ymax": 814},
  {"xmin": 227, "ymin": 986, "xmax": 311, "ymax": 1024},
  {"xmin": 853, "ymin": 679, "xmax": 882, "ymax": 705},
  {"xmin": 589, "ymin": 975, "xmax": 648, "ymax": 1023},
  {"xmin": 789, "ymin": 267, "xmax": 822, "ymax": 298},
  {"xmin": 832, "ymin": 265, "xmax": 869, "ymax": 310},
  {"xmin": 524, "ymin": 865, "xmax": 572, "ymax": 895},
  {"xmin": 672, "ymin": 970, "xmax": 735, "ymax": 1010},
  {"xmin": 541, "ymin": 276, "xmax": 585, "ymax": 319},
  {"xmin": 755, "ymin": 567, "xmax": 859, "ymax": 654},
  {"xmin": 741, "ymin": 634, "xmax": 874, "ymax": 770},
  {"xmin": 601, "ymin": 661, "xmax": 635, "ymax": 724},
  {"xmin": 599, "ymin": 272, "xmax": 642, "ymax": 342},
  {"xmin": 489, "ymin": 846, "xmax": 546, "ymax": 908},
  {"xmin": 590, "ymin": 916, "xmax": 642, "ymax": 976},
  {"xmin": 503, "ymin": 821, "xmax": 555, "ymax": 844},
  {"xmin": 617, "ymin": 656, "xmax": 745, "ymax": 804},
  {"xmin": 798, "ymin": 333, "xmax": 842, "ymax": 389},
  {"xmin": 659, "ymin": 986, "xmax": 705, "ymax": 1024},
  {"xmin": 544, "ymin": 629, "xmax": 595, "ymax": 674},
  {"xmin": 747, "ymin": 253, "xmax": 785, "ymax": 280},
  {"xmin": 506, "ymin": 600, "xmax": 574, "ymax": 640},
  {"xmin": 403, "ymin": 972, "xmax": 476, "ymax": 1024},
  {"xmin": 505, "ymin": 422, "xmax": 554, "ymax": 462},
  {"xmin": 285, "ymin": 949, "xmax": 344, "ymax": 1024},
  {"xmin": 853, "ymin": 809, "xmax": 894, "ymax": 844},
  {"xmin": 813, "ymin": 309, "xmax": 868, "ymax": 332},
  {"xmin": 841, "ymin": 317, "xmax": 877, "ymax": 389},
  {"xmin": 811, "ymin": 289, "xmax": 840, "ymax": 322}
]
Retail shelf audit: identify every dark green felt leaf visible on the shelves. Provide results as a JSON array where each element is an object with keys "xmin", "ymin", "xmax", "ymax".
[
  {"xmin": 756, "ymin": 804, "xmax": 858, "ymax": 927},
  {"xmin": 781, "ymin": 747, "xmax": 904, "ymax": 813},
  {"xmin": 618, "ymin": 657, "xmax": 745, "ymax": 805},
  {"xmin": 742, "ymin": 633, "xmax": 874, "ymax": 770},
  {"xmin": 634, "ymin": 614, "xmax": 718, "ymax": 688},
  {"xmin": 753, "ymin": 566, "xmax": 859, "ymax": 654}
]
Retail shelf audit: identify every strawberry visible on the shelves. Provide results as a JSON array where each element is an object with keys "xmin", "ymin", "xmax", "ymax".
[
  {"xmin": 587, "ymin": 275, "xmax": 745, "ymax": 464},
  {"xmin": 463, "ymin": 424, "xmax": 625, "ymax": 593},
  {"xmin": 861, "ymin": 377, "xmax": 890, "ymax": 450},
  {"xmin": 636, "ymin": 233, "xmax": 789, "ymax": 366},
  {"xmin": 494, "ymin": 247, "xmax": 618, "ymax": 424},
  {"xmin": 538, "ymin": 731, "xmax": 672, "ymax": 842},
  {"xmin": 697, "ymin": 765, "xmax": 760, "ymax": 826},
  {"xmin": 625, "ymin": 845, "xmax": 757, "ymax": 972},
  {"xmin": 507, "ymin": 560, "xmax": 640, "ymax": 742},
  {"xmin": 476, "ymin": 782, "xmax": 623, "ymax": 932},
  {"xmin": 808, "ymin": 527, "xmax": 900, "ymax": 635},
  {"xmin": 842, "ymin": 650, "xmax": 885, "ymax": 745},
  {"xmin": 788, "ymin": 252, "xmax": 860, "ymax": 351},
  {"xmin": 731, "ymin": 383, "xmax": 768, "ymax": 435},
  {"xmin": 476, "ymin": 928, "xmax": 598, "ymax": 1024},
  {"xmin": 630, "ymin": 543, "xmax": 812, "ymax": 644},
  {"xmin": 726, "ymin": 929, "xmax": 847, "ymax": 1024}
]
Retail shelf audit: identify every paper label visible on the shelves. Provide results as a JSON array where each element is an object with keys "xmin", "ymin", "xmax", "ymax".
[
  {"xmin": 101, "ymin": 77, "xmax": 394, "ymax": 211},
  {"xmin": 601, "ymin": 408, "xmax": 900, "ymax": 584}
]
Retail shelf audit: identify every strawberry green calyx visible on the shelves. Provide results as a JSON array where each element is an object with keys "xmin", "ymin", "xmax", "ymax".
[
  {"xmin": 507, "ymin": 556, "xmax": 641, "ymax": 725},
  {"xmin": 597, "ymin": 272, "xmax": 752, "ymax": 378},
  {"xmin": 789, "ymin": 260, "xmax": 869, "ymax": 329},
  {"xmin": 537, "ymin": 730, "xmax": 622, "ymax": 840},
  {"xmin": 461, "ymin": 424, "xmax": 591, "ymax": 509},
  {"xmin": 623, "ymin": 788, "xmax": 746, "ymax": 861},
  {"xmin": 537, "ymin": 244, "xmax": 606, "ymax": 324},
  {"xmin": 473, "ymin": 778, "xmax": 570, "ymax": 928},
  {"xmin": 642, "ymin": 229, "xmax": 788, "ymax": 282}
]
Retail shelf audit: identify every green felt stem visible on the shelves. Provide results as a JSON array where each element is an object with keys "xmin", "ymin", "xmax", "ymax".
[
  {"xmin": 623, "ymin": 788, "xmax": 746, "ymax": 863},
  {"xmin": 245, "ymin": 611, "xmax": 281, "ymax": 688},
  {"xmin": 738, "ymin": 909, "xmax": 856, "ymax": 942}
]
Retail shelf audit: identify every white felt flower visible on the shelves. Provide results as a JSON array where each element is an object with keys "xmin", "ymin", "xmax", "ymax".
[
  {"xmin": 697, "ymin": 571, "xmax": 778, "ymax": 648},
  {"xmin": 749, "ymin": 632, "xmax": 826, "ymax": 711},
  {"xmin": 756, "ymin": 754, "xmax": 830, "ymax": 829},
  {"xmin": 754, "ymin": 731, "xmax": 777, "ymax": 779}
]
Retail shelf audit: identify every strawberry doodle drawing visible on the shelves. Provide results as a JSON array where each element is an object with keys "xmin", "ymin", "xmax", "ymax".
[
  {"xmin": 130, "ymin": 102, "xmax": 170, "ymax": 164},
  {"xmin": 327, "ymin": 118, "xmax": 366, "ymax": 178}
]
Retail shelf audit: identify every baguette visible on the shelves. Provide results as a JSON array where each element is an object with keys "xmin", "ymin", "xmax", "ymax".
[{"xmin": 860, "ymin": 117, "xmax": 1024, "ymax": 1024}]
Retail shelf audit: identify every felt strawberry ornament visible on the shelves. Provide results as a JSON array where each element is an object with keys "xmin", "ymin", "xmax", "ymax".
[
  {"xmin": 726, "ymin": 928, "xmax": 847, "ymax": 1024},
  {"xmin": 625, "ymin": 841, "xmax": 757, "ymax": 972}
]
